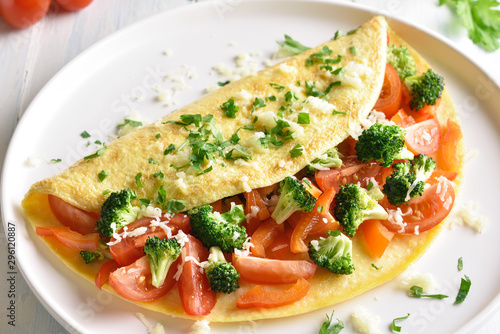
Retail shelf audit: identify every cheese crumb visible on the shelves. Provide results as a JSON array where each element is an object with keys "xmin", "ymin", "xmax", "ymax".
[
  {"xmin": 448, "ymin": 201, "xmax": 489, "ymax": 233},
  {"xmin": 26, "ymin": 156, "xmax": 42, "ymax": 168},
  {"xmin": 189, "ymin": 320, "xmax": 211, "ymax": 334},
  {"xmin": 351, "ymin": 306, "xmax": 382, "ymax": 334},
  {"xmin": 279, "ymin": 63, "xmax": 297, "ymax": 74},
  {"xmin": 400, "ymin": 270, "xmax": 439, "ymax": 293}
]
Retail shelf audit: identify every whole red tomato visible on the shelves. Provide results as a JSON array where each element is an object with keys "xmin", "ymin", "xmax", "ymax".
[{"xmin": 0, "ymin": 0, "xmax": 50, "ymax": 28}]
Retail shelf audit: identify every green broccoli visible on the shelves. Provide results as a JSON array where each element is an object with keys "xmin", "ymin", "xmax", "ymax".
[
  {"xmin": 188, "ymin": 204, "xmax": 247, "ymax": 253},
  {"xmin": 96, "ymin": 188, "xmax": 138, "ymax": 237},
  {"xmin": 404, "ymin": 69, "xmax": 445, "ymax": 111},
  {"xmin": 205, "ymin": 246, "xmax": 240, "ymax": 293},
  {"xmin": 333, "ymin": 184, "xmax": 388, "ymax": 237},
  {"xmin": 271, "ymin": 176, "xmax": 317, "ymax": 224},
  {"xmin": 305, "ymin": 147, "xmax": 343, "ymax": 174},
  {"xmin": 355, "ymin": 123, "xmax": 414, "ymax": 167},
  {"xmin": 79, "ymin": 250, "xmax": 104, "ymax": 264},
  {"xmin": 383, "ymin": 154, "xmax": 436, "ymax": 206},
  {"xmin": 308, "ymin": 230, "xmax": 355, "ymax": 275},
  {"xmin": 143, "ymin": 236, "xmax": 181, "ymax": 288},
  {"xmin": 387, "ymin": 44, "xmax": 417, "ymax": 80}
]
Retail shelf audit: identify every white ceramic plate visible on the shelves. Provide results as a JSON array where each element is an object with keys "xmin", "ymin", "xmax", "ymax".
[{"xmin": 3, "ymin": 0, "xmax": 500, "ymax": 333}]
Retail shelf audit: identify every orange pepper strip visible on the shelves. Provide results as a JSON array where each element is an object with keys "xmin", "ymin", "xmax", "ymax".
[
  {"xmin": 236, "ymin": 277, "xmax": 311, "ymax": 309},
  {"xmin": 250, "ymin": 218, "xmax": 284, "ymax": 258},
  {"xmin": 36, "ymin": 226, "xmax": 99, "ymax": 251},
  {"xmin": 438, "ymin": 119, "xmax": 463, "ymax": 172},
  {"xmin": 300, "ymin": 177, "xmax": 322, "ymax": 199},
  {"xmin": 244, "ymin": 189, "xmax": 271, "ymax": 235},
  {"xmin": 359, "ymin": 219, "xmax": 394, "ymax": 259}
]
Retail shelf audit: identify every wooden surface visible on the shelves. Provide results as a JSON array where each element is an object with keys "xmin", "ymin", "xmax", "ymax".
[{"xmin": 0, "ymin": 0, "xmax": 499, "ymax": 333}]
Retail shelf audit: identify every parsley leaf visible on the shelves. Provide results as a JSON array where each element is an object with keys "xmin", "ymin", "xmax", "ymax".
[
  {"xmin": 409, "ymin": 286, "xmax": 448, "ymax": 299},
  {"xmin": 80, "ymin": 131, "xmax": 91, "ymax": 138},
  {"xmin": 117, "ymin": 119, "xmax": 142, "ymax": 128},
  {"xmin": 270, "ymin": 83, "xmax": 285, "ymax": 92},
  {"xmin": 458, "ymin": 257, "xmax": 464, "ymax": 271},
  {"xmin": 290, "ymin": 144, "xmax": 304, "ymax": 158},
  {"xmin": 164, "ymin": 143, "xmax": 176, "ymax": 155},
  {"xmin": 155, "ymin": 133, "xmax": 161, "ymax": 139},
  {"xmin": 84, "ymin": 144, "xmax": 107, "ymax": 160},
  {"xmin": 319, "ymin": 311, "xmax": 344, "ymax": 334},
  {"xmin": 392, "ymin": 313, "xmax": 410, "ymax": 333},
  {"xmin": 166, "ymin": 199, "xmax": 186, "ymax": 213},
  {"xmin": 252, "ymin": 97, "xmax": 266, "ymax": 111},
  {"xmin": 148, "ymin": 158, "xmax": 158, "ymax": 164},
  {"xmin": 98, "ymin": 170, "xmax": 109, "ymax": 182},
  {"xmin": 135, "ymin": 173, "xmax": 143, "ymax": 188},
  {"xmin": 50, "ymin": 158, "xmax": 62, "ymax": 163},
  {"xmin": 454, "ymin": 275, "xmax": 471, "ymax": 304},
  {"xmin": 371, "ymin": 263, "xmax": 381, "ymax": 270},
  {"xmin": 221, "ymin": 98, "xmax": 239, "ymax": 118},
  {"xmin": 139, "ymin": 198, "xmax": 151, "ymax": 206},
  {"xmin": 276, "ymin": 35, "xmax": 311, "ymax": 56},
  {"xmin": 297, "ymin": 112, "xmax": 310, "ymax": 124},
  {"xmin": 439, "ymin": 0, "xmax": 500, "ymax": 51},
  {"xmin": 218, "ymin": 80, "xmax": 230, "ymax": 86}
]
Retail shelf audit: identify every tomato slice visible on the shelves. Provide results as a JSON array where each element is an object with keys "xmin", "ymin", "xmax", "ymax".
[
  {"xmin": 109, "ymin": 215, "xmax": 190, "ymax": 267},
  {"xmin": 0, "ymin": 0, "xmax": 50, "ymax": 28},
  {"xmin": 427, "ymin": 170, "xmax": 458, "ymax": 185},
  {"xmin": 381, "ymin": 177, "xmax": 455, "ymax": 234},
  {"xmin": 391, "ymin": 109, "xmax": 416, "ymax": 128},
  {"xmin": 374, "ymin": 63, "xmax": 402, "ymax": 119},
  {"xmin": 54, "ymin": 0, "xmax": 93, "ymax": 11},
  {"xmin": 290, "ymin": 187, "xmax": 338, "ymax": 254},
  {"xmin": 438, "ymin": 119, "xmax": 463, "ymax": 172},
  {"xmin": 232, "ymin": 255, "xmax": 316, "ymax": 284},
  {"xmin": 48, "ymin": 195, "xmax": 98, "ymax": 235},
  {"xmin": 251, "ymin": 218, "xmax": 284, "ymax": 258},
  {"xmin": 404, "ymin": 118, "xmax": 441, "ymax": 155},
  {"xmin": 36, "ymin": 226, "xmax": 99, "ymax": 251},
  {"xmin": 237, "ymin": 277, "xmax": 311, "ymax": 309},
  {"xmin": 244, "ymin": 189, "xmax": 271, "ymax": 235},
  {"xmin": 109, "ymin": 256, "xmax": 177, "ymax": 302},
  {"xmin": 315, "ymin": 157, "xmax": 386, "ymax": 193},
  {"xmin": 178, "ymin": 235, "xmax": 216, "ymax": 316},
  {"xmin": 95, "ymin": 260, "xmax": 120, "ymax": 290},
  {"xmin": 360, "ymin": 219, "xmax": 394, "ymax": 258}
]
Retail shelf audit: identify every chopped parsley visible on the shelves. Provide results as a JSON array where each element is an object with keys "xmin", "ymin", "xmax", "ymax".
[
  {"xmin": 332, "ymin": 110, "xmax": 348, "ymax": 115},
  {"xmin": 148, "ymin": 158, "xmax": 158, "ymax": 164},
  {"xmin": 102, "ymin": 189, "xmax": 111, "ymax": 196},
  {"xmin": 392, "ymin": 313, "xmax": 410, "ymax": 333},
  {"xmin": 290, "ymin": 144, "xmax": 304, "ymax": 158},
  {"xmin": 84, "ymin": 144, "xmax": 107, "ymax": 160},
  {"xmin": 117, "ymin": 119, "xmax": 142, "ymax": 128},
  {"xmin": 139, "ymin": 198, "xmax": 151, "ymax": 206},
  {"xmin": 164, "ymin": 144, "xmax": 176, "ymax": 155},
  {"xmin": 305, "ymin": 80, "xmax": 340, "ymax": 98},
  {"xmin": 221, "ymin": 98, "xmax": 239, "ymax": 118},
  {"xmin": 217, "ymin": 80, "xmax": 230, "ymax": 86},
  {"xmin": 50, "ymin": 158, "xmax": 61, "ymax": 163},
  {"xmin": 319, "ymin": 311, "xmax": 344, "ymax": 334},
  {"xmin": 270, "ymin": 83, "xmax": 285, "ymax": 92},
  {"xmin": 135, "ymin": 173, "xmax": 143, "ymax": 188},
  {"xmin": 458, "ymin": 257, "xmax": 463, "ymax": 271},
  {"xmin": 366, "ymin": 181, "xmax": 374, "ymax": 190},
  {"xmin": 265, "ymin": 95, "xmax": 277, "ymax": 102},
  {"xmin": 166, "ymin": 199, "xmax": 185, "ymax": 213},
  {"xmin": 80, "ymin": 131, "xmax": 91, "ymax": 138},
  {"xmin": 371, "ymin": 263, "xmax": 381, "ymax": 270},
  {"xmin": 297, "ymin": 112, "xmax": 310, "ymax": 124},
  {"xmin": 409, "ymin": 286, "xmax": 448, "ymax": 299},
  {"xmin": 349, "ymin": 46, "xmax": 356, "ymax": 55},
  {"xmin": 285, "ymin": 91, "xmax": 298, "ymax": 103},
  {"xmin": 333, "ymin": 30, "xmax": 344, "ymax": 40},
  {"xmin": 252, "ymin": 97, "xmax": 266, "ymax": 111},
  {"xmin": 276, "ymin": 35, "xmax": 311, "ymax": 56},
  {"xmin": 306, "ymin": 45, "xmax": 334, "ymax": 66},
  {"xmin": 454, "ymin": 275, "xmax": 471, "ymax": 304},
  {"xmin": 155, "ymin": 133, "xmax": 161, "ymax": 139},
  {"xmin": 153, "ymin": 170, "xmax": 164, "ymax": 180},
  {"xmin": 98, "ymin": 170, "xmax": 109, "ymax": 182}
]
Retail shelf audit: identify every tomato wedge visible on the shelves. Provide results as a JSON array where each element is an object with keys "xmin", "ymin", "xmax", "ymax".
[
  {"xmin": 108, "ymin": 256, "xmax": 177, "ymax": 302},
  {"xmin": 360, "ymin": 219, "xmax": 394, "ymax": 258},
  {"xmin": 374, "ymin": 63, "xmax": 402, "ymax": 119},
  {"xmin": 315, "ymin": 157, "xmax": 386, "ymax": 192},
  {"xmin": 427, "ymin": 170, "xmax": 458, "ymax": 185},
  {"xmin": 178, "ymin": 235, "xmax": 216, "ymax": 316},
  {"xmin": 48, "ymin": 195, "xmax": 98, "ymax": 235},
  {"xmin": 390, "ymin": 109, "xmax": 416, "ymax": 128},
  {"xmin": 232, "ymin": 255, "xmax": 316, "ymax": 284},
  {"xmin": 438, "ymin": 119, "xmax": 463, "ymax": 172},
  {"xmin": 244, "ymin": 189, "xmax": 271, "ymax": 235},
  {"xmin": 109, "ymin": 215, "xmax": 190, "ymax": 267},
  {"xmin": 36, "ymin": 226, "xmax": 99, "ymax": 251},
  {"xmin": 290, "ymin": 187, "xmax": 338, "ymax": 254},
  {"xmin": 237, "ymin": 277, "xmax": 311, "ymax": 309},
  {"xmin": 404, "ymin": 118, "xmax": 441, "ymax": 155},
  {"xmin": 95, "ymin": 260, "xmax": 120, "ymax": 290},
  {"xmin": 250, "ymin": 218, "xmax": 284, "ymax": 258},
  {"xmin": 381, "ymin": 177, "xmax": 455, "ymax": 234}
]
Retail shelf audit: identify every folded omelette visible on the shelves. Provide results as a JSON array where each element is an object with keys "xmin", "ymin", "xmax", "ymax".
[{"xmin": 22, "ymin": 16, "xmax": 464, "ymax": 322}]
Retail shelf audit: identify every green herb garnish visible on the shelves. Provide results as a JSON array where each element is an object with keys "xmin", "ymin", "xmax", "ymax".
[
  {"xmin": 218, "ymin": 80, "xmax": 230, "ymax": 86},
  {"xmin": 270, "ymin": 83, "xmax": 285, "ymax": 92},
  {"xmin": 139, "ymin": 198, "xmax": 151, "ymax": 206},
  {"xmin": 297, "ymin": 112, "xmax": 310, "ymax": 124},
  {"xmin": 98, "ymin": 170, "xmax": 109, "ymax": 182},
  {"xmin": 221, "ymin": 98, "xmax": 239, "ymax": 118},
  {"xmin": 148, "ymin": 158, "xmax": 158, "ymax": 164},
  {"xmin": 276, "ymin": 35, "xmax": 311, "ymax": 56},
  {"xmin": 392, "ymin": 313, "xmax": 410, "ymax": 333},
  {"xmin": 409, "ymin": 286, "xmax": 448, "ymax": 299},
  {"xmin": 319, "ymin": 311, "xmax": 344, "ymax": 334},
  {"xmin": 290, "ymin": 144, "xmax": 303, "ymax": 158},
  {"xmin": 84, "ymin": 144, "xmax": 107, "ymax": 160},
  {"xmin": 164, "ymin": 143, "xmax": 176, "ymax": 155},
  {"xmin": 349, "ymin": 46, "xmax": 356, "ymax": 55},
  {"xmin": 50, "ymin": 158, "xmax": 62, "ymax": 163},
  {"xmin": 117, "ymin": 119, "xmax": 142, "ymax": 128},
  {"xmin": 135, "ymin": 173, "xmax": 143, "ymax": 188},
  {"xmin": 458, "ymin": 257, "xmax": 463, "ymax": 271},
  {"xmin": 80, "ymin": 131, "xmax": 91, "ymax": 138},
  {"xmin": 166, "ymin": 199, "xmax": 186, "ymax": 213},
  {"xmin": 454, "ymin": 275, "xmax": 471, "ymax": 304}
]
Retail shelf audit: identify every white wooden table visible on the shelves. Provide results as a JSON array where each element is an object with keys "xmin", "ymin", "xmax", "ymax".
[{"xmin": 1, "ymin": 0, "xmax": 499, "ymax": 333}]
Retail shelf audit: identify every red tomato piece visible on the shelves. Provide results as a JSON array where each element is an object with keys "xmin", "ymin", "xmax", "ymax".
[
  {"xmin": 404, "ymin": 118, "xmax": 441, "ymax": 155},
  {"xmin": 53, "ymin": 0, "xmax": 93, "ymax": 11},
  {"xmin": 48, "ymin": 195, "xmax": 98, "ymax": 235},
  {"xmin": 250, "ymin": 218, "xmax": 284, "ymax": 258},
  {"xmin": 178, "ymin": 235, "xmax": 216, "ymax": 316},
  {"xmin": 427, "ymin": 170, "xmax": 458, "ymax": 185},
  {"xmin": 360, "ymin": 219, "xmax": 394, "ymax": 258},
  {"xmin": 380, "ymin": 177, "xmax": 455, "ymax": 234},
  {"xmin": 108, "ymin": 256, "xmax": 177, "ymax": 302},
  {"xmin": 390, "ymin": 109, "xmax": 416, "ymax": 128},
  {"xmin": 0, "ymin": 0, "xmax": 50, "ymax": 28},
  {"xmin": 374, "ymin": 63, "xmax": 402, "ymax": 119},
  {"xmin": 95, "ymin": 260, "xmax": 120, "ymax": 290},
  {"xmin": 36, "ymin": 226, "xmax": 99, "ymax": 251},
  {"xmin": 109, "ymin": 214, "xmax": 190, "ymax": 267},
  {"xmin": 237, "ymin": 277, "xmax": 311, "ymax": 309},
  {"xmin": 290, "ymin": 187, "xmax": 338, "ymax": 254},
  {"xmin": 232, "ymin": 255, "xmax": 316, "ymax": 284}
]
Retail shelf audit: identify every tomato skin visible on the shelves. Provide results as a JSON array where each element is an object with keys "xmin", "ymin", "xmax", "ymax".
[
  {"xmin": 109, "ymin": 215, "xmax": 190, "ymax": 267},
  {"xmin": 0, "ymin": 0, "xmax": 50, "ymax": 28},
  {"xmin": 48, "ymin": 195, "xmax": 98, "ymax": 235},
  {"xmin": 237, "ymin": 277, "xmax": 311, "ymax": 309},
  {"xmin": 36, "ymin": 226, "xmax": 99, "ymax": 251},
  {"xmin": 233, "ymin": 255, "xmax": 316, "ymax": 284},
  {"xmin": 404, "ymin": 118, "xmax": 441, "ymax": 155},
  {"xmin": 381, "ymin": 177, "xmax": 455, "ymax": 234},
  {"xmin": 95, "ymin": 260, "xmax": 120, "ymax": 290},
  {"xmin": 53, "ymin": 0, "xmax": 92, "ymax": 11},
  {"xmin": 109, "ymin": 256, "xmax": 177, "ymax": 302},
  {"xmin": 244, "ymin": 190, "xmax": 271, "ymax": 235},
  {"xmin": 374, "ymin": 63, "xmax": 402, "ymax": 119},
  {"xmin": 178, "ymin": 235, "xmax": 216, "ymax": 316}
]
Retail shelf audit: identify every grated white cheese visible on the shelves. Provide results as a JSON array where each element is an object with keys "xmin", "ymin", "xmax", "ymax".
[
  {"xmin": 386, "ymin": 207, "xmax": 412, "ymax": 234},
  {"xmin": 163, "ymin": 49, "xmax": 173, "ymax": 56},
  {"xmin": 232, "ymin": 231, "xmax": 241, "ymax": 241},
  {"xmin": 174, "ymin": 229, "xmax": 189, "ymax": 247},
  {"xmin": 310, "ymin": 239, "xmax": 319, "ymax": 251},
  {"xmin": 235, "ymin": 89, "xmax": 253, "ymax": 102},
  {"xmin": 279, "ymin": 63, "xmax": 297, "ymax": 74},
  {"xmin": 137, "ymin": 205, "xmax": 163, "ymax": 219},
  {"xmin": 400, "ymin": 270, "xmax": 439, "ymax": 293},
  {"xmin": 448, "ymin": 201, "xmax": 489, "ymax": 233},
  {"xmin": 350, "ymin": 306, "xmax": 382, "ymax": 334},
  {"xmin": 26, "ymin": 156, "xmax": 42, "ymax": 168},
  {"xmin": 337, "ymin": 61, "xmax": 372, "ymax": 89},
  {"xmin": 304, "ymin": 96, "xmax": 336, "ymax": 114},
  {"xmin": 189, "ymin": 319, "xmax": 211, "ymax": 334},
  {"xmin": 205, "ymin": 83, "xmax": 220, "ymax": 94},
  {"xmin": 234, "ymin": 237, "xmax": 254, "ymax": 257}
]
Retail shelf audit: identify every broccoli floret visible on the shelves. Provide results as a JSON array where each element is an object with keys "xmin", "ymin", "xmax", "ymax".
[
  {"xmin": 305, "ymin": 147, "xmax": 343, "ymax": 174},
  {"xmin": 205, "ymin": 246, "xmax": 240, "ymax": 293},
  {"xmin": 387, "ymin": 45, "xmax": 417, "ymax": 80},
  {"xmin": 271, "ymin": 176, "xmax": 317, "ymax": 224},
  {"xmin": 308, "ymin": 230, "xmax": 355, "ymax": 275},
  {"xmin": 383, "ymin": 154, "xmax": 436, "ymax": 206},
  {"xmin": 333, "ymin": 184, "xmax": 388, "ymax": 237},
  {"xmin": 96, "ymin": 188, "xmax": 138, "ymax": 237},
  {"xmin": 355, "ymin": 123, "xmax": 414, "ymax": 167},
  {"xmin": 188, "ymin": 204, "xmax": 247, "ymax": 253},
  {"xmin": 404, "ymin": 69, "xmax": 445, "ymax": 111},
  {"xmin": 79, "ymin": 250, "xmax": 104, "ymax": 264},
  {"xmin": 143, "ymin": 236, "xmax": 181, "ymax": 288}
]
